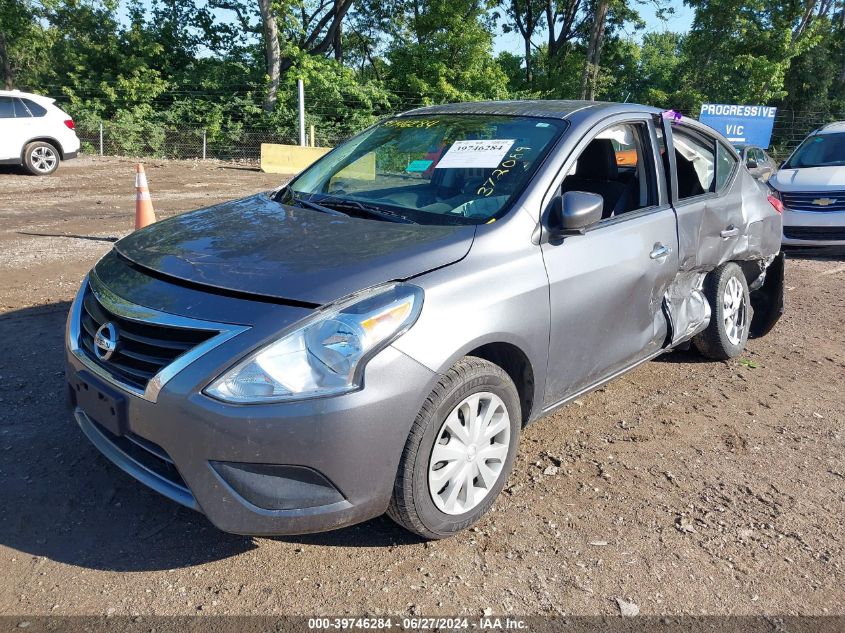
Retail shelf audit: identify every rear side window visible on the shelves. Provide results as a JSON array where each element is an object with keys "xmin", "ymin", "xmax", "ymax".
[
  {"xmin": 21, "ymin": 98, "xmax": 47, "ymax": 117},
  {"xmin": 0, "ymin": 97, "xmax": 13, "ymax": 118},
  {"xmin": 13, "ymin": 98, "xmax": 32, "ymax": 117},
  {"xmin": 715, "ymin": 143, "xmax": 738, "ymax": 191},
  {"xmin": 672, "ymin": 128, "xmax": 715, "ymax": 199}
]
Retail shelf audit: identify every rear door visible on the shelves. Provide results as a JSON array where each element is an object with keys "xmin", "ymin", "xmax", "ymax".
[
  {"xmin": 541, "ymin": 115, "xmax": 679, "ymax": 406},
  {"xmin": 663, "ymin": 121, "xmax": 744, "ymax": 269}
]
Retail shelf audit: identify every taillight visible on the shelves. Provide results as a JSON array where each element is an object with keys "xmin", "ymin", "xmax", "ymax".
[
  {"xmin": 64, "ymin": 119, "xmax": 75, "ymax": 129},
  {"xmin": 767, "ymin": 194, "xmax": 784, "ymax": 214}
]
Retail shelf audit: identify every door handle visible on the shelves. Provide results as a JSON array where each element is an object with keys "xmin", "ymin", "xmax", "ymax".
[
  {"xmin": 720, "ymin": 225, "xmax": 740, "ymax": 238},
  {"xmin": 650, "ymin": 244, "xmax": 670, "ymax": 260}
]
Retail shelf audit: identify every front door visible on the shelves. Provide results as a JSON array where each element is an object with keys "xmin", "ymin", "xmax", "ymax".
[{"xmin": 541, "ymin": 116, "xmax": 679, "ymax": 407}]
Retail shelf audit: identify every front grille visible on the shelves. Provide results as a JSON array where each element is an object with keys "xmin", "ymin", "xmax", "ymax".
[
  {"xmin": 781, "ymin": 190, "xmax": 845, "ymax": 212},
  {"xmin": 784, "ymin": 226, "xmax": 845, "ymax": 241},
  {"xmin": 78, "ymin": 284, "xmax": 218, "ymax": 391}
]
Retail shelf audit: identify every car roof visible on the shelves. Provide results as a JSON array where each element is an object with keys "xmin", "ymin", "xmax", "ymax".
[
  {"xmin": 396, "ymin": 100, "xmax": 662, "ymax": 120},
  {"xmin": 0, "ymin": 89, "xmax": 55, "ymax": 105},
  {"xmin": 817, "ymin": 121, "xmax": 845, "ymax": 134}
]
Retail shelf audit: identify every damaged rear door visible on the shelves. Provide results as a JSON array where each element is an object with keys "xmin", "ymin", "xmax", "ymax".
[{"xmin": 659, "ymin": 118, "xmax": 749, "ymax": 344}]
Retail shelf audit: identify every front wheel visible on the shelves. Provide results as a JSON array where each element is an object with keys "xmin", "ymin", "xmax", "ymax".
[
  {"xmin": 387, "ymin": 356, "xmax": 521, "ymax": 539},
  {"xmin": 23, "ymin": 141, "xmax": 60, "ymax": 175},
  {"xmin": 694, "ymin": 262, "xmax": 752, "ymax": 359}
]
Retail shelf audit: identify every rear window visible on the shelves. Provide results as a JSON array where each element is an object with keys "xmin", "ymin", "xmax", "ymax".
[
  {"xmin": 715, "ymin": 143, "xmax": 738, "ymax": 191},
  {"xmin": 21, "ymin": 98, "xmax": 47, "ymax": 117},
  {"xmin": 672, "ymin": 128, "xmax": 716, "ymax": 199}
]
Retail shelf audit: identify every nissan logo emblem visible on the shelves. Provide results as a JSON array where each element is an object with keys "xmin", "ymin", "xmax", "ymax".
[{"xmin": 94, "ymin": 322, "xmax": 119, "ymax": 361}]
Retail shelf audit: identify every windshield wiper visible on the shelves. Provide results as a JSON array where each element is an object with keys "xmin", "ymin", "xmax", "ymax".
[
  {"xmin": 314, "ymin": 195, "xmax": 418, "ymax": 224},
  {"xmin": 290, "ymin": 195, "xmax": 348, "ymax": 218}
]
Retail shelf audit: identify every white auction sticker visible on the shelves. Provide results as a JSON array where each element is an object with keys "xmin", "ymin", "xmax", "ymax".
[{"xmin": 434, "ymin": 139, "xmax": 516, "ymax": 169}]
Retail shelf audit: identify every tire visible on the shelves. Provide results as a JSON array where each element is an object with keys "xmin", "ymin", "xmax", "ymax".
[
  {"xmin": 23, "ymin": 141, "xmax": 60, "ymax": 175},
  {"xmin": 694, "ymin": 262, "xmax": 752, "ymax": 360},
  {"xmin": 387, "ymin": 356, "xmax": 521, "ymax": 539}
]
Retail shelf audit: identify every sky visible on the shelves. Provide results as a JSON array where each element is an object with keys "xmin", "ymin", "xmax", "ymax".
[{"xmin": 492, "ymin": 1, "xmax": 695, "ymax": 55}]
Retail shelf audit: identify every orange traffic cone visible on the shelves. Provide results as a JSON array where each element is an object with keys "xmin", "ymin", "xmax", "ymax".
[{"xmin": 134, "ymin": 163, "xmax": 156, "ymax": 230}]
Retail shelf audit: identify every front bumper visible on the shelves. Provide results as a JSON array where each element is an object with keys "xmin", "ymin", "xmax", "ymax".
[
  {"xmin": 67, "ymin": 344, "xmax": 436, "ymax": 535},
  {"xmin": 782, "ymin": 207, "xmax": 845, "ymax": 246}
]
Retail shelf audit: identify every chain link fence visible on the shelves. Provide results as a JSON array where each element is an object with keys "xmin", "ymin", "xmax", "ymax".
[
  {"xmin": 75, "ymin": 123, "xmax": 310, "ymax": 161},
  {"xmin": 770, "ymin": 109, "xmax": 845, "ymax": 159},
  {"xmin": 74, "ymin": 108, "xmax": 845, "ymax": 162}
]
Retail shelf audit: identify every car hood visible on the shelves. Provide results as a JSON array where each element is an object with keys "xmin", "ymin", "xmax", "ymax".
[
  {"xmin": 115, "ymin": 193, "xmax": 475, "ymax": 305},
  {"xmin": 771, "ymin": 165, "xmax": 845, "ymax": 191}
]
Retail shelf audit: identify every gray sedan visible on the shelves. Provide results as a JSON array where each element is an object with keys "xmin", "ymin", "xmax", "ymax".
[{"xmin": 65, "ymin": 101, "xmax": 784, "ymax": 539}]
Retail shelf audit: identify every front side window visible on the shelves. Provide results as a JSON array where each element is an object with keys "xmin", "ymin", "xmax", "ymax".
[
  {"xmin": 560, "ymin": 122, "xmax": 658, "ymax": 219},
  {"xmin": 286, "ymin": 115, "xmax": 567, "ymax": 225},
  {"xmin": 672, "ymin": 128, "xmax": 715, "ymax": 199},
  {"xmin": 0, "ymin": 97, "xmax": 14, "ymax": 118},
  {"xmin": 715, "ymin": 142, "xmax": 738, "ymax": 191},
  {"xmin": 783, "ymin": 132, "xmax": 845, "ymax": 168}
]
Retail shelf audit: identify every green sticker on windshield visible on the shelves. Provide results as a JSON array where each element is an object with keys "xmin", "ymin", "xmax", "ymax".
[{"xmin": 407, "ymin": 159, "xmax": 434, "ymax": 172}]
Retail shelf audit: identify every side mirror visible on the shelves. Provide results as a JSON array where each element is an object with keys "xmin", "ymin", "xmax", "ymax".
[
  {"xmin": 746, "ymin": 159, "xmax": 758, "ymax": 169},
  {"xmin": 547, "ymin": 191, "xmax": 604, "ymax": 238}
]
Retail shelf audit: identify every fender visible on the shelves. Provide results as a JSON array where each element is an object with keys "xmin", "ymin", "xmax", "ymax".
[{"xmin": 20, "ymin": 136, "xmax": 66, "ymax": 160}]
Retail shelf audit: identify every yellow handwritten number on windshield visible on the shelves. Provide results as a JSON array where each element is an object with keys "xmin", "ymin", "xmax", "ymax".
[{"xmin": 477, "ymin": 147, "xmax": 530, "ymax": 197}]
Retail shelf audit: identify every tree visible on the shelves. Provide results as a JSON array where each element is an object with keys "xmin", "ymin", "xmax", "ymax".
[
  {"xmin": 0, "ymin": 0, "xmax": 41, "ymax": 88},
  {"xmin": 681, "ymin": 0, "xmax": 838, "ymax": 105},
  {"xmin": 579, "ymin": 0, "xmax": 608, "ymax": 99},
  {"xmin": 257, "ymin": 0, "xmax": 280, "ymax": 111},
  {"xmin": 384, "ymin": 0, "xmax": 509, "ymax": 104},
  {"xmin": 501, "ymin": 0, "xmax": 546, "ymax": 86}
]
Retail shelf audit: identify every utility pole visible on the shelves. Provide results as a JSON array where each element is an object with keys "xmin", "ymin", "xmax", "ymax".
[{"xmin": 298, "ymin": 79, "xmax": 306, "ymax": 147}]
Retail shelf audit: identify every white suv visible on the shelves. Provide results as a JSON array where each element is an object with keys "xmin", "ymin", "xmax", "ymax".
[
  {"xmin": 769, "ymin": 121, "xmax": 845, "ymax": 246},
  {"xmin": 0, "ymin": 90, "xmax": 81, "ymax": 175}
]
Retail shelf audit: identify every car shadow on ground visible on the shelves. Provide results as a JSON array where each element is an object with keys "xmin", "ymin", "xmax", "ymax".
[
  {"xmin": 0, "ymin": 165, "xmax": 28, "ymax": 176},
  {"xmin": 17, "ymin": 231, "xmax": 119, "ymax": 243},
  {"xmin": 216, "ymin": 164, "xmax": 262, "ymax": 173},
  {"xmin": 0, "ymin": 302, "xmax": 414, "ymax": 573}
]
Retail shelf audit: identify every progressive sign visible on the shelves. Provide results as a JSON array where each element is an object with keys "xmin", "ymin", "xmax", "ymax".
[{"xmin": 698, "ymin": 104, "xmax": 777, "ymax": 148}]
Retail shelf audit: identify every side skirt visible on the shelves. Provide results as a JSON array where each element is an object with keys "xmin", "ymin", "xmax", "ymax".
[{"xmin": 536, "ymin": 348, "xmax": 666, "ymax": 421}]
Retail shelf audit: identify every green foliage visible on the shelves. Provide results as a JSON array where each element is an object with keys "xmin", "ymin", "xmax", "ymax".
[
  {"xmin": 1, "ymin": 0, "xmax": 843, "ymax": 156},
  {"xmin": 385, "ymin": 0, "xmax": 510, "ymax": 104}
]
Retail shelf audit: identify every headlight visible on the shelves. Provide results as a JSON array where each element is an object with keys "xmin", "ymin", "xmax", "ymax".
[{"xmin": 205, "ymin": 283, "xmax": 423, "ymax": 403}]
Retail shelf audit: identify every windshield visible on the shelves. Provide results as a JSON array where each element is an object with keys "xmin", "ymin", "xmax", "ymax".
[
  {"xmin": 783, "ymin": 132, "xmax": 845, "ymax": 169},
  {"xmin": 283, "ymin": 115, "xmax": 567, "ymax": 225}
]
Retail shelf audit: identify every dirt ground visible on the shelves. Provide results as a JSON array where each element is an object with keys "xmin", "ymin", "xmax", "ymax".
[{"xmin": 0, "ymin": 156, "xmax": 843, "ymax": 618}]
